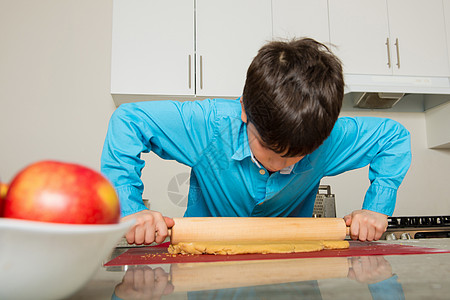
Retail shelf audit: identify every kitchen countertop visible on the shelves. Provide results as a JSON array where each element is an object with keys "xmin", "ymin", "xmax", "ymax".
[{"xmin": 66, "ymin": 239, "xmax": 450, "ymax": 300}]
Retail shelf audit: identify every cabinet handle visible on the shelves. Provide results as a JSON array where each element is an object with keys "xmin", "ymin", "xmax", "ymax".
[
  {"xmin": 200, "ymin": 55, "xmax": 203, "ymax": 89},
  {"xmin": 188, "ymin": 55, "xmax": 192, "ymax": 89},
  {"xmin": 395, "ymin": 38, "xmax": 400, "ymax": 69},
  {"xmin": 385, "ymin": 38, "xmax": 391, "ymax": 68}
]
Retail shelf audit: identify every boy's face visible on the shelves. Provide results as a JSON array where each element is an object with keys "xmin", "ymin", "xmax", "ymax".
[
  {"xmin": 246, "ymin": 122, "xmax": 304, "ymax": 172},
  {"xmin": 240, "ymin": 99, "xmax": 304, "ymax": 172}
]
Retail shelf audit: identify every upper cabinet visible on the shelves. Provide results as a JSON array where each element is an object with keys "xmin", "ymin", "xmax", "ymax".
[
  {"xmin": 111, "ymin": 0, "xmax": 328, "ymax": 101},
  {"xmin": 329, "ymin": 0, "xmax": 390, "ymax": 75},
  {"xmin": 111, "ymin": 0, "xmax": 195, "ymax": 96},
  {"xmin": 442, "ymin": 0, "xmax": 450, "ymax": 72},
  {"xmin": 111, "ymin": 0, "xmax": 271, "ymax": 100},
  {"xmin": 112, "ymin": 0, "xmax": 450, "ymax": 104},
  {"xmin": 272, "ymin": 0, "xmax": 329, "ymax": 43},
  {"xmin": 388, "ymin": 0, "xmax": 449, "ymax": 77},
  {"xmin": 329, "ymin": 0, "xmax": 450, "ymax": 77},
  {"xmin": 195, "ymin": 0, "xmax": 272, "ymax": 97}
]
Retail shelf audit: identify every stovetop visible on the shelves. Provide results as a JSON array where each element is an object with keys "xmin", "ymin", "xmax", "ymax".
[
  {"xmin": 387, "ymin": 216, "xmax": 450, "ymax": 228},
  {"xmin": 383, "ymin": 216, "xmax": 450, "ymax": 240}
]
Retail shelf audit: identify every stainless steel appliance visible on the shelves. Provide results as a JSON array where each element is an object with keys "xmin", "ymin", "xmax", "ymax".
[
  {"xmin": 382, "ymin": 216, "xmax": 450, "ymax": 240},
  {"xmin": 312, "ymin": 185, "xmax": 336, "ymax": 218}
]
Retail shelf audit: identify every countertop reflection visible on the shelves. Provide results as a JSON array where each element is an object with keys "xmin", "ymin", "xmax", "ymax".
[{"xmin": 67, "ymin": 239, "xmax": 450, "ymax": 300}]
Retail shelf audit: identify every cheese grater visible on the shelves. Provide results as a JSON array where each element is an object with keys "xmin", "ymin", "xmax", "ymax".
[{"xmin": 312, "ymin": 185, "xmax": 336, "ymax": 218}]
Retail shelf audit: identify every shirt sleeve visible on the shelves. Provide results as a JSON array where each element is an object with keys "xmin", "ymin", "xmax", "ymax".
[
  {"xmin": 323, "ymin": 117, "xmax": 411, "ymax": 216},
  {"xmin": 368, "ymin": 275, "xmax": 405, "ymax": 300},
  {"xmin": 100, "ymin": 100, "xmax": 217, "ymax": 217}
]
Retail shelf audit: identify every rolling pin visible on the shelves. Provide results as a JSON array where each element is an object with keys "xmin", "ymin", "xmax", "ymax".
[
  {"xmin": 169, "ymin": 217, "xmax": 350, "ymax": 244},
  {"xmin": 170, "ymin": 257, "xmax": 350, "ymax": 292}
]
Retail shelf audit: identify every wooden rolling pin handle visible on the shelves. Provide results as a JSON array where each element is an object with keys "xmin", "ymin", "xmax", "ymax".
[{"xmin": 346, "ymin": 226, "xmax": 350, "ymax": 236}]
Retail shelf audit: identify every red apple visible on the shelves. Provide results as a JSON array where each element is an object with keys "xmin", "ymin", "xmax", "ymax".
[
  {"xmin": 3, "ymin": 160, "xmax": 120, "ymax": 224},
  {"xmin": 0, "ymin": 182, "xmax": 8, "ymax": 215}
]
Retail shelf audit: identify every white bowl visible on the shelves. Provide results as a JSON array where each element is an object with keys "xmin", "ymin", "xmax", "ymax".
[{"xmin": 0, "ymin": 218, "xmax": 134, "ymax": 300}]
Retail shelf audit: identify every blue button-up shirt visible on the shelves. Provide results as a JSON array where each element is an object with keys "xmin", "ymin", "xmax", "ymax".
[{"xmin": 101, "ymin": 98, "xmax": 411, "ymax": 218}]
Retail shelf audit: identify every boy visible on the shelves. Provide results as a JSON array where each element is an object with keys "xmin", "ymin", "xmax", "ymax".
[{"xmin": 101, "ymin": 38, "xmax": 411, "ymax": 245}]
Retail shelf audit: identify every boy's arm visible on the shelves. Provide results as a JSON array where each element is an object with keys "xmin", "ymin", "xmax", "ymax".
[
  {"xmin": 101, "ymin": 100, "xmax": 215, "ymax": 243},
  {"xmin": 323, "ymin": 117, "xmax": 411, "ymax": 240}
]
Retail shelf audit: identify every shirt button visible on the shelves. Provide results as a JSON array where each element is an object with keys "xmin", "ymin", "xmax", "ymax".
[{"xmin": 259, "ymin": 169, "xmax": 266, "ymax": 175}]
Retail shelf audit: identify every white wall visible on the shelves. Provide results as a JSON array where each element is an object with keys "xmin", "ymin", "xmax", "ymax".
[
  {"xmin": 0, "ymin": 0, "xmax": 115, "ymax": 177},
  {"xmin": 1, "ymin": 0, "xmax": 450, "ymax": 219}
]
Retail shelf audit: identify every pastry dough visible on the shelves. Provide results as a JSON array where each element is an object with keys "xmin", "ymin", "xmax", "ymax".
[{"xmin": 168, "ymin": 240, "xmax": 349, "ymax": 255}]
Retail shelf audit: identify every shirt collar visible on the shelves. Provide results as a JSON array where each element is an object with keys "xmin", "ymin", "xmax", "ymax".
[
  {"xmin": 280, "ymin": 164, "xmax": 295, "ymax": 174},
  {"xmin": 231, "ymin": 123, "xmax": 251, "ymax": 161},
  {"xmin": 292, "ymin": 156, "xmax": 312, "ymax": 174},
  {"xmin": 231, "ymin": 123, "xmax": 301, "ymax": 175}
]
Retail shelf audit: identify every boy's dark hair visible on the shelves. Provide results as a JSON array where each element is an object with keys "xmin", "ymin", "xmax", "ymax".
[{"xmin": 242, "ymin": 38, "xmax": 344, "ymax": 157}]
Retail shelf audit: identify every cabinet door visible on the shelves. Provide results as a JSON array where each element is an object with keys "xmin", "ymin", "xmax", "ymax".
[
  {"xmin": 444, "ymin": 0, "xmax": 450, "ymax": 69},
  {"xmin": 111, "ymin": 0, "xmax": 194, "ymax": 96},
  {"xmin": 329, "ymin": 0, "xmax": 391, "ymax": 75},
  {"xmin": 196, "ymin": 0, "xmax": 272, "ymax": 97},
  {"xmin": 272, "ymin": 0, "xmax": 329, "ymax": 44},
  {"xmin": 387, "ymin": 0, "xmax": 450, "ymax": 76}
]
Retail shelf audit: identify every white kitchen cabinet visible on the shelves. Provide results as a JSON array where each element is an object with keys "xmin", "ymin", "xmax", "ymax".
[
  {"xmin": 329, "ymin": 0, "xmax": 450, "ymax": 77},
  {"xmin": 441, "ymin": 0, "xmax": 450, "ymax": 73},
  {"xmin": 195, "ymin": 0, "xmax": 272, "ymax": 97},
  {"xmin": 272, "ymin": 0, "xmax": 329, "ymax": 44},
  {"xmin": 112, "ymin": 0, "xmax": 450, "ymax": 103},
  {"xmin": 112, "ymin": 0, "xmax": 271, "ymax": 100},
  {"xmin": 329, "ymin": 0, "xmax": 390, "ymax": 75},
  {"xmin": 387, "ymin": 0, "xmax": 449, "ymax": 76},
  {"xmin": 111, "ymin": 0, "xmax": 195, "ymax": 97}
]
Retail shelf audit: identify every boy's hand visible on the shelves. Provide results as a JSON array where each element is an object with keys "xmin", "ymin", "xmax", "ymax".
[
  {"xmin": 121, "ymin": 210, "xmax": 175, "ymax": 245},
  {"xmin": 344, "ymin": 209, "xmax": 388, "ymax": 241},
  {"xmin": 347, "ymin": 256, "xmax": 393, "ymax": 284},
  {"xmin": 115, "ymin": 266, "xmax": 174, "ymax": 299}
]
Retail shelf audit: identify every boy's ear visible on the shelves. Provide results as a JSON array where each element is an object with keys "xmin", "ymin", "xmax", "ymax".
[{"xmin": 240, "ymin": 100, "xmax": 248, "ymax": 123}]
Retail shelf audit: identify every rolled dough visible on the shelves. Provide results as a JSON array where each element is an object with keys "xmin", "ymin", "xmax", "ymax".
[{"xmin": 168, "ymin": 240, "xmax": 349, "ymax": 255}]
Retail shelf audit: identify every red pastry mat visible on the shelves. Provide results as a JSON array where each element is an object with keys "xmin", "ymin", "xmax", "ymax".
[{"xmin": 105, "ymin": 241, "xmax": 450, "ymax": 266}]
